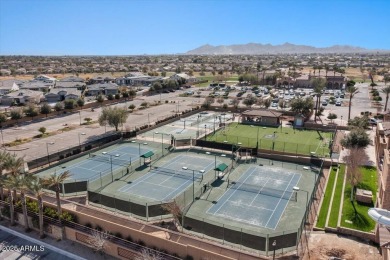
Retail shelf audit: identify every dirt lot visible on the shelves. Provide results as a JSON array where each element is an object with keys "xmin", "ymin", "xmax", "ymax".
[{"xmin": 303, "ymin": 232, "xmax": 381, "ymax": 260}]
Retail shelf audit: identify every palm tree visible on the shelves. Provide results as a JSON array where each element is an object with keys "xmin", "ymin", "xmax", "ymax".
[
  {"xmin": 6, "ymin": 155, "xmax": 25, "ymax": 200},
  {"xmin": 28, "ymin": 178, "xmax": 45, "ymax": 238},
  {"xmin": 346, "ymin": 85, "xmax": 359, "ymax": 120},
  {"xmin": 332, "ymin": 65, "xmax": 338, "ymax": 89},
  {"xmin": 4, "ymin": 174, "xmax": 33, "ymax": 231},
  {"xmin": 42, "ymin": 171, "xmax": 71, "ymax": 217},
  {"xmin": 311, "ymin": 78, "xmax": 326, "ymax": 122},
  {"xmin": 17, "ymin": 174, "xmax": 34, "ymax": 232},
  {"xmin": 2, "ymin": 176, "xmax": 16, "ymax": 225},
  {"xmin": 0, "ymin": 151, "xmax": 12, "ymax": 201},
  {"xmin": 382, "ymin": 86, "xmax": 390, "ymax": 112}
]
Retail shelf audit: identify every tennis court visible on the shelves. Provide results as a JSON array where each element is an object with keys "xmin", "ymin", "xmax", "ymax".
[
  {"xmin": 38, "ymin": 143, "xmax": 153, "ymax": 182},
  {"xmin": 118, "ymin": 154, "xmax": 220, "ymax": 202},
  {"xmin": 207, "ymin": 165, "xmax": 301, "ymax": 230}
]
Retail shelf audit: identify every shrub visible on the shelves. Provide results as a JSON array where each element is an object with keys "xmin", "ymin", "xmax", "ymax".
[
  {"xmin": 107, "ymin": 94, "xmax": 114, "ymax": 100},
  {"xmin": 64, "ymin": 99, "xmax": 76, "ymax": 109},
  {"xmin": 54, "ymin": 102, "xmax": 63, "ymax": 112},
  {"xmin": 60, "ymin": 211, "xmax": 77, "ymax": 222},
  {"xmin": 114, "ymin": 93, "xmax": 120, "ymax": 99},
  {"xmin": 85, "ymin": 223, "xmax": 93, "ymax": 228},
  {"xmin": 44, "ymin": 207, "xmax": 58, "ymax": 219},
  {"xmin": 125, "ymin": 235, "xmax": 133, "ymax": 242},
  {"xmin": 96, "ymin": 95, "xmax": 104, "ymax": 103}
]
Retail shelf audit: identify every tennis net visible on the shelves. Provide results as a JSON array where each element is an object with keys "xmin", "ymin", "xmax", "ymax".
[
  {"xmin": 152, "ymin": 166, "xmax": 203, "ymax": 181},
  {"xmin": 228, "ymin": 181, "xmax": 294, "ymax": 200},
  {"xmin": 88, "ymin": 153, "xmax": 130, "ymax": 166}
]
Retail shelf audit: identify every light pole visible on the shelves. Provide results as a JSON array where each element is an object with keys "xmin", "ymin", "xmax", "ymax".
[
  {"xmin": 256, "ymin": 126, "xmax": 261, "ymax": 149},
  {"xmin": 78, "ymin": 111, "xmax": 82, "ymax": 126},
  {"xmin": 131, "ymin": 140, "xmax": 148, "ymax": 165},
  {"xmin": 78, "ymin": 132, "xmax": 86, "ymax": 146},
  {"xmin": 148, "ymin": 113, "xmax": 153, "ymax": 126},
  {"xmin": 0, "ymin": 128, "xmax": 4, "ymax": 149},
  {"xmin": 46, "ymin": 142, "xmax": 55, "ymax": 166},
  {"xmin": 293, "ymin": 186, "xmax": 309, "ymax": 212},
  {"xmin": 102, "ymin": 151, "xmax": 120, "ymax": 182},
  {"xmin": 272, "ymin": 131, "xmax": 277, "ymax": 150},
  {"xmin": 182, "ymin": 166, "xmax": 198, "ymax": 202},
  {"xmin": 272, "ymin": 240, "xmax": 276, "ymax": 260},
  {"xmin": 340, "ymin": 115, "xmax": 343, "ymax": 126},
  {"xmin": 204, "ymin": 124, "xmax": 207, "ymax": 140},
  {"xmin": 155, "ymin": 132, "xmax": 169, "ymax": 155}
]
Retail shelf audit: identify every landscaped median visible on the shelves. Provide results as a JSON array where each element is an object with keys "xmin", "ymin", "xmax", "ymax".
[
  {"xmin": 316, "ymin": 166, "xmax": 338, "ymax": 229},
  {"xmin": 328, "ymin": 164, "xmax": 346, "ymax": 228}
]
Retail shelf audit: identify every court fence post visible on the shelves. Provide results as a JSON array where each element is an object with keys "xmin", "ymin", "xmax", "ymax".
[
  {"xmin": 146, "ymin": 203, "xmax": 149, "ymax": 222},
  {"xmin": 265, "ymin": 233, "xmax": 269, "ymax": 256},
  {"xmin": 62, "ymin": 182, "xmax": 65, "ymax": 197}
]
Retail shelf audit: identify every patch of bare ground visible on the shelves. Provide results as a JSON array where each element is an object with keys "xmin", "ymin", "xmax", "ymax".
[{"xmin": 303, "ymin": 233, "xmax": 380, "ymax": 260}]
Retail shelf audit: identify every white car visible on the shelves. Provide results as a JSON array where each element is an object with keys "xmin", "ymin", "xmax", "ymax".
[{"xmin": 369, "ymin": 118, "xmax": 382, "ymax": 125}]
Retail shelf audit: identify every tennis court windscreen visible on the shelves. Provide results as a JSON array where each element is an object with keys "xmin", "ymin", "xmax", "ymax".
[
  {"xmin": 89, "ymin": 153, "xmax": 130, "ymax": 166},
  {"xmin": 228, "ymin": 181, "xmax": 294, "ymax": 200}
]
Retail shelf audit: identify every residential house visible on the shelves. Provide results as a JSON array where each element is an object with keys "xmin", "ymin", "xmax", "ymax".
[
  {"xmin": 34, "ymin": 74, "xmax": 57, "ymax": 83},
  {"xmin": 0, "ymin": 69, "xmax": 11, "ymax": 76},
  {"xmin": 0, "ymin": 90, "xmax": 44, "ymax": 106},
  {"xmin": 85, "ymin": 83, "xmax": 118, "ymax": 96},
  {"xmin": 45, "ymin": 88, "xmax": 82, "ymax": 103},
  {"xmin": 19, "ymin": 81, "xmax": 54, "ymax": 92},
  {"xmin": 0, "ymin": 79, "xmax": 24, "ymax": 95},
  {"xmin": 56, "ymin": 76, "xmax": 86, "ymax": 91},
  {"xmin": 87, "ymin": 75, "xmax": 115, "ymax": 85},
  {"xmin": 116, "ymin": 75, "xmax": 163, "ymax": 86}
]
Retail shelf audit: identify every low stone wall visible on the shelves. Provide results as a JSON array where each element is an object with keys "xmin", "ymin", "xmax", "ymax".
[{"xmin": 324, "ymin": 226, "xmax": 377, "ymax": 243}]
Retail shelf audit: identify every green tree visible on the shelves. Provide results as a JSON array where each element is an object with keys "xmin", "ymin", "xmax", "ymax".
[
  {"xmin": 28, "ymin": 178, "xmax": 45, "ymax": 238},
  {"xmin": 54, "ymin": 102, "xmax": 63, "ymax": 112},
  {"xmin": 107, "ymin": 94, "xmax": 114, "ymax": 100},
  {"xmin": 381, "ymin": 86, "xmax": 390, "ymax": 111},
  {"xmin": 0, "ymin": 151, "xmax": 12, "ymax": 201},
  {"xmin": 38, "ymin": 127, "xmax": 47, "ymax": 136},
  {"xmin": 76, "ymin": 98, "xmax": 85, "ymax": 107},
  {"xmin": 243, "ymin": 94, "xmax": 256, "ymax": 108},
  {"xmin": 96, "ymin": 94, "xmax": 104, "ymax": 103},
  {"xmin": 166, "ymin": 79, "xmax": 178, "ymax": 89},
  {"xmin": 114, "ymin": 93, "xmax": 120, "ymax": 100},
  {"xmin": 346, "ymin": 85, "xmax": 359, "ymax": 120},
  {"xmin": 24, "ymin": 104, "xmax": 38, "ymax": 119},
  {"xmin": 348, "ymin": 116, "xmax": 369, "ymax": 129},
  {"xmin": 327, "ymin": 113, "xmax": 337, "ymax": 123},
  {"xmin": 290, "ymin": 98, "xmax": 314, "ymax": 118},
  {"xmin": 128, "ymin": 90, "xmax": 136, "ymax": 99},
  {"xmin": 153, "ymin": 82, "xmax": 162, "ymax": 91},
  {"xmin": 0, "ymin": 113, "xmax": 7, "ymax": 126},
  {"xmin": 40, "ymin": 103, "xmax": 52, "ymax": 117},
  {"xmin": 128, "ymin": 104, "xmax": 136, "ymax": 112},
  {"xmin": 64, "ymin": 99, "xmax": 76, "ymax": 110},
  {"xmin": 42, "ymin": 171, "xmax": 71, "ymax": 239},
  {"xmin": 341, "ymin": 128, "xmax": 371, "ymax": 148},
  {"xmin": 10, "ymin": 108, "xmax": 23, "ymax": 122},
  {"xmin": 202, "ymin": 97, "xmax": 214, "ymax": 109},
  {"xmin": 311, "ymin": 78, "xmax": 326, "ymax": 122},
  {"xmin": 98, "ymin": 107, "xmax": 129, "ymax": 131}
]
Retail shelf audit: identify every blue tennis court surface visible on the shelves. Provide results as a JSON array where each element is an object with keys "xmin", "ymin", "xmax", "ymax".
[
  {"xmin": 207, "ymin": 165, "xmax": 301, "ymax": 230},
  {"xmin": 48, "ymin": 144, "xmax": 152, "ymax": 181},
  {"xmin": 118, "ymin": 154, "xmax": 221, "ymax": 202}
]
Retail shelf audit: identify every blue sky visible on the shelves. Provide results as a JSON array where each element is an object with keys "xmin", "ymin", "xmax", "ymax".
[{"xmin": 0, "ymin": 0, "xmax": 389, "ymax": 55}]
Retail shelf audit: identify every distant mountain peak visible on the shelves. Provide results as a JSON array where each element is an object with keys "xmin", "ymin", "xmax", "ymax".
[{"xmin": 186, "ymin": 42, "xmax": 383, "ymax": 55}]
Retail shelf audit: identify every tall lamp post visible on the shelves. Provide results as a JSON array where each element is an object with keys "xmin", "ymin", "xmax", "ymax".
[
  {"xmin": 78, "ymin": 111, "xmax": 82, "ymax": 126},
  {"xmin": 102, "ymin": 152, "xmax": 120, "ymax": 182},
  {"xmin": 131, "ymin": 140, "xmax": 148, "ymax": 165},
  {"xmin": 46, "ymin": 142, "xmax": 55, "ymax": 166},
  {"xmin": 182, "ymin": 166, "xmax": 195, "ymax": 201},
  {"xmin": 0, "ymin": 128, "xmax": 4, "ymax": 149},
  {"xmin": 293, "ymin": 186, "xmax": 309, "ymax": 211},
  {"xmin": 204, "ymin": 124, "xmax": 207, "ymax": 140},
  {"xmin": 272, "ymin": 131, "xmax": 277, "ymax": 150},
  {"xmin": 155, "ymin": 132, "xmax": 170, "ymax": 156},
  {"xmin": 272, "ymin": 240, "xmax": 277, "ymax": 260}
]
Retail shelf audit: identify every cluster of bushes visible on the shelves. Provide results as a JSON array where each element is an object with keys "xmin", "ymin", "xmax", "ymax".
[{"xmin": 371, "ymin": 89, "xmax": 382, "ymax": 101}]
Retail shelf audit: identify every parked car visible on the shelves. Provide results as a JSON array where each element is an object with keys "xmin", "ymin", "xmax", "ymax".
[
  {"xmin": 369, "ymin": 118, "xmax": 382, "ymax": 125},
  {"xmin": 322, "ymin": 101, "xmax": 328, "ymax": 106},
  {"xmin": 335, "ymin": 101, "xmax": 342, "ymax": 106}
]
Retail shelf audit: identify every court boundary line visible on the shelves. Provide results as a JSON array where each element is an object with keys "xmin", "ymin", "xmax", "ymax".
[
  {"xmin": 270, "ymin": 173, "xmax": 302, "ymax": 230},
  {"xmin": 264, "ymin": 172, "xmax": 299, "ymax": 229}
]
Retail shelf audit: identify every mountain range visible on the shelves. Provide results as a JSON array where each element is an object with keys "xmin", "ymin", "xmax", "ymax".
[{"xmin": 186, "ymin": 43, "xmax": 385, "ymax": 55}]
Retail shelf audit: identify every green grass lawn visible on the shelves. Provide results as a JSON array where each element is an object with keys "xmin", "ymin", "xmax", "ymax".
[
  {"xmin": 316, "ymin": 166, "xmax": 338, "ymax": 228},
  {"xmin": 328, "ymin": 164, "xmax": 346, "ymax": 228},
  {"xmin": 207, "ymin": 123, "xmax": 333, "ymax": 156},
  {"xmin": 341, "ymin": 166, "xmax": 377, "ymax": 232}
]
